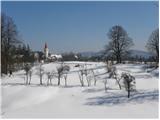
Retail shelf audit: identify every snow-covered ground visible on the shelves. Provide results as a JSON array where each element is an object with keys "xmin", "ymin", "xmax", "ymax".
[{"xmin": 1, "ymin": 61, "xmax": 159, "ymax": 118}]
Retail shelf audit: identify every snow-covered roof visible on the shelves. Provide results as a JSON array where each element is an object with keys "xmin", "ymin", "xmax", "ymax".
[{"xmin": 50, "ymin": 54, "xmax": 62, "ymax": 59}]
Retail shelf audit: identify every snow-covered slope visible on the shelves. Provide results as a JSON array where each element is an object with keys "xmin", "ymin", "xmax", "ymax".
[{"xmin": 1, "ymin": 62, "xmax": 159, "ymax": 118}]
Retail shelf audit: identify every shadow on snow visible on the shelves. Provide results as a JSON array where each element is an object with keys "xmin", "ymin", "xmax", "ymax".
[
  {"xmin": 1, "ymin": 83, "xmax": 83, "ymax": 88},
  {"xmin": 85, "ymin": 90, "xmax": 158, "ymax": 106}
]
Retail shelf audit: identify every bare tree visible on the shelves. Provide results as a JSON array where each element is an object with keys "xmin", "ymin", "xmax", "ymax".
[
  {"xmin": 1, "ymin": 13, "xmax": 21, "ymax": 74},
  {"xmin": 78, "ymin": 64, "xmax": 91, "ymax": 87},
  {"xmin": 63, "ymin": 73, "xmax": 68, "ymax": 86},
  {"xmin": 57, "ymin": 65, "xmax": 64, "ymax": 86},
  {"xmin": 146, "ymin": 28, "xmax": 159, "ymax": 65},
  {"xmin": 104, "ymin": 78, "xmax": 108, "ymax": 92},
  {"xmin": 46, "ymin": 72, "xmax": 53, "ymax": 85},
  {"xmin": 36, "ymin": 64, "xmax": 45, "ymax": 85},
  {"xmin": 83, "ymin": 64, "xmax": 91, "ymax": 87},
  {"xmin": 28, "ymin": 69, "xmax": 33, "ymax": 85},
  {"xmin": 108, "ymin": 66, "xmax": 122, "ymax": 90},
  {"xmin": 91, "ymin": 69, "xmax": 97, "ymax": 86},
  {"xmin": 24, "ymin": 64, "xmax": 31, "ymax": 85},
  {"xmin": 56, "ymin": 63, "xmax": 70, "ymax": 86},
  {"xmin": 86, "ymin": 70, "xmax": 92, "ymax": 86},
  {"xmin": 78, "ymin": 65, "xmax": 85, "ymax": 86},
  {"xmin": 106, "ymin": 61, "xmax": 113, "ymax": 73},
  {"xmin": 62, "ymin": 65, "xmax": 70, "ymax": 86},
  {"xmin": 105, "ymin": 25, "xmax": 134, "ymax": 63},
  {"xmin": 121, "ymin": 73, "xmax": 136, "ymax": 98},
  {"xmin": 78, "ymin": 70, "xmax": 85, "ymax": 87}
]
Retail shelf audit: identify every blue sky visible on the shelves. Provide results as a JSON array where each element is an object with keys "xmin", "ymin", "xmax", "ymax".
[{"xmin": 1, "ymin": 1, "xmax": 158, "ymax": 53}]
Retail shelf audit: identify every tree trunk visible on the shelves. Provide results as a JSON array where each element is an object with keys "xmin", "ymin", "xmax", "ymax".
[
  {"xmin": 26, "ymin": 74, "xmax": 28, "ymax": 84},
  {"xmin": 5, "ymin": 54, "xmax": 8, "ymax": 74},
  {"xmin": 116, "ymin": 55, "xmax": 119, "ymax": 64},
  {"xmin": 29, "ymin": 75, "xmax": 31, "ymax": 84},
  {"xmin": 104, "ymin": 79, "xmax": 107, "ymax": 92},
  {"xmin": 50, "ymin": 78, "xmax": 52, "ymax": 85},
  {"xmin": 86, "ymin": 76, "xmax": 90, "ymax": 87},
  {"xmin": 91, "ymin": 70, "xmax": 97, "ymax": 86},
  {"xmin": 128, "ymin": 90, "xmax": 130, "ymax": 98},
  {"xmin": 94, "ymin": 79, "xmax": 97, "ymax": 86},
  {"xmin": 40, "ymin": 75, "xmax": 42, "ymax": 85},
  {"xmin": 58, "ymin": 75, "xmax": 60, "ymax": 85},
  {"xmin": 128, "ymin": 83, "xmax": 130, "ymax": 98},
  {"xmin": 80, "ymin": 77, "xmax": 84, "ymax": 87},
  {"xmin": 119, "ymin": 55, "xmax": 122, "ymax": 63},
  {"xmin": 117, "ymin": 81, "xmax": 121, "ymax": 90},
  {"xmin": 78, "ymin": 72, "xmax": 84, "ymax": 87},
  {"xmin": 81, "ymin": 79, "xmax": 84, "ymax": 86},
  {"xmin": 65, "ymin": 78, "xmax": 67, "ymax": 86}
]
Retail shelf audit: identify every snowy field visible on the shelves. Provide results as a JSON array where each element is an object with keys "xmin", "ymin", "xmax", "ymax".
[{"xmin": 1, "ymin": 61, "xmax": 159, "ymax": 118}]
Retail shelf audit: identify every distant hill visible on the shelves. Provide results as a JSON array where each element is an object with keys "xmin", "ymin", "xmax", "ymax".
[
  {"xmin": 79, "ymin": 50, "xmax": 153, "ymax": 59},
  {"xmin": 128, "ymin": 50, "xmax": 153, "ymax": 59}
]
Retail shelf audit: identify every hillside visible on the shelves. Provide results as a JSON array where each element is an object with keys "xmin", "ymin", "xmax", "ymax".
[{"xmin": 80, "ymin": 50, "xmax": 153, "ymax": 59}]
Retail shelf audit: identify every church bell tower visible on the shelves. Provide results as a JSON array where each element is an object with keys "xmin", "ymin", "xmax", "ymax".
[{"xmin": 44, "ymin": 42, "xmax": 49, "ymax": 59}]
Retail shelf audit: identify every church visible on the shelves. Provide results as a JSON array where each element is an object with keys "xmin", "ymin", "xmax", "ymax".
[{"xmin": 43, "ymin": 42, "xmax": 62, "ymax": 62}]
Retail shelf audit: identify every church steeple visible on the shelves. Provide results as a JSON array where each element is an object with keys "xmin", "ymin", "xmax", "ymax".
[
  {"xmin": 44, "ymin": 42, "xmax": 49, "ymax": 59},
  {"xmin": 44, "ymin": 42, "xmax": 48, "ymax": 49}
]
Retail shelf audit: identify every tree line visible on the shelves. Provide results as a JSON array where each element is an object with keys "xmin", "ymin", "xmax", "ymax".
[{"xmin": 1, "ymin": 13, "xmax": 34, "ymax": 74}]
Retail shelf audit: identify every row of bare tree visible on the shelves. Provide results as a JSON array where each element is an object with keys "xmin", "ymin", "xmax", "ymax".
[
  {"xmin": 24, "ymin": 63, "xmax": 70, "ymax": 86},
  {"xmin": 24, "ymin": 62, "xmax": 136, "ymax": 98},
  {"xmin": 24, "ymin": 63, "xmax": 96, "ymax": 87}
]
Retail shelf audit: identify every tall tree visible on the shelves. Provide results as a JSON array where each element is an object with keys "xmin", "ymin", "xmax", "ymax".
[
  {"xmin": 1, "ymin": 13, "xmax": 21, "ymax": 74},
  {"xmin": 146, "ymin": 28, "xmax": 159, "ymax": 63},
  {"xmin": 105, "ymin": 25, "xmax": 134, "ymax": 63}
]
